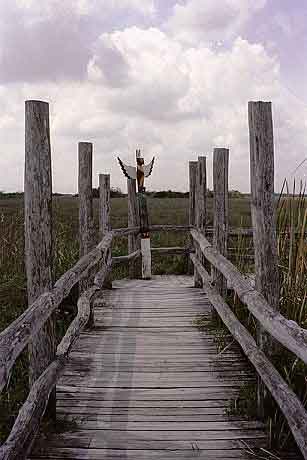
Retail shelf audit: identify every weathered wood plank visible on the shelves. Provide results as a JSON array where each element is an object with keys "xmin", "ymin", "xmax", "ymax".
[
  {"xmin": 191, "ymin": 254, "xmax": 307, "ymax": 459},
  {"xmin": 24, "ymin": 100, "xmax": 56, "ymax": 419},
  {"xmin": 0, "ymin": 285, "xmax": 100, "ymax": 460},
  {"xmin": 248, "ymin": 100, "xmax": 280, "ymax": 416},
  {"xmin": 0, "ymin": 232, "xmax": 112, "ymax": 393},
  {"xmin": 212, "ymin": 148, "xmax": 229, "ymax": 297},
  {"xmin": 190, "ymin": 229, "xmax": 307, "ymax": 364},
  {"xmin": 78, "ymin": 142, "xmax": 94, "ymax": 293},
  {"xmin": 28, "ymin": 276, "xmax": 268, "ymax": 460}
]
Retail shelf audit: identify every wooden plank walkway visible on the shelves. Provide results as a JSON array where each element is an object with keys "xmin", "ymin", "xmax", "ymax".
[{"xmin": 29, "ymin": 275, "xmax": 268, "ymax": 460}]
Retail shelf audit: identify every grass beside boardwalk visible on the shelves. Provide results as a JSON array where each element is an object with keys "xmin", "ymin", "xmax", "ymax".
[{"xmin": 0, "ymin": 192, "xmax": 306, "ymax": 456}]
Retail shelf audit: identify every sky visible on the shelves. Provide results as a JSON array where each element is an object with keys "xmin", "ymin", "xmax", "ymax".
[{"xmin": 0, "ymin": 0, "xmax": 307, "ymax": 193}]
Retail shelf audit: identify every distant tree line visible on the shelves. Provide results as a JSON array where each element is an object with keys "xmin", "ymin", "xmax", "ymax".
[{"xmin": 0, "ymin": 189, "xmax": 248, "ymax": 200}]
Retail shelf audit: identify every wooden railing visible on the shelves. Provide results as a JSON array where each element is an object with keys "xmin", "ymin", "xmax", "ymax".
[
  {"xmin": 0, "ymin": 223, "xmax": 194, "ymax": 460},
  {"xmin": 190, "ymin": 229, "xmax": 307, "ymax": 459},
  {"xmin": 0, "ymin": 228, "xmax": 141, "ymax": 460}
]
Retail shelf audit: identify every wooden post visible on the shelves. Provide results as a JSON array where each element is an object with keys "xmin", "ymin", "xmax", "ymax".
[
  {"xmin": 25, "ymin": 100, "xmax": 56, "ymax": 419},
  {"xmin": 78, "ymin": 142, "xmax": 94, "ymax": 323},
  {"xmin": 196, "ymin": 156, "xmax": 207, "ymax": 232},
  {"xmin": 99, "ymin": 174, "xmax": 112, "ymax": 289},
  {"xmin": 189, "ymin": 161, "xmax": 197, "ymax": 278},
  {"xmin": 212, "ymin": 148, "xmax": 229, "ymax": 297},
  {"xmin": 127, "ymin": 178, "xmax": 141, "ymax": 278},
  {"xmin": 99, "ymin": 174, "xmax": 110, "ymax": 237},
  {"xmin": 189, "ymin": 161, "xmax": 197, "ymax": 227},
  {"xmin": 248, "ymin": 101, "xmax": 279, "ymax": 417},
  {"xmin": 138, "ymin": 191, "xmax": 151, "ymax": 279},
  {"xmin": 195, "ymin": 156, "xmax": 207, "ymax": 286}
]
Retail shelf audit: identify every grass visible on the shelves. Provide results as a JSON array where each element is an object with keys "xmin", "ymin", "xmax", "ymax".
[{"xmin": 0, "ymin": 190, "xmax": 306, "ymax": 457}]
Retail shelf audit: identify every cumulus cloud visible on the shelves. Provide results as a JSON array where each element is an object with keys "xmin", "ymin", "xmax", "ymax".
[
  {"xmin": 0, "ymin": 0, "xmax": 306, "ymax": 194},
  {"xmin": 0, "ymin": 0, "xmax": 156, "ymax": 83},
  {"xmin": 166, "ymin": 0, "xmax": 267, "ymax": 45}
]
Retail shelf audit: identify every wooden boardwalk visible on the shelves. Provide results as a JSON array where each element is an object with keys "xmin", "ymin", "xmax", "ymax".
[{"xmin": 29, "ymin": 275, "xmax": 268, "ymax": 460}]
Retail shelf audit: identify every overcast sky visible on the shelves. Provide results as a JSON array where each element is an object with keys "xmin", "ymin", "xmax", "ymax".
[{"xmin": 1, "ymin": 0, "xmax": 307, "ymax": 193}]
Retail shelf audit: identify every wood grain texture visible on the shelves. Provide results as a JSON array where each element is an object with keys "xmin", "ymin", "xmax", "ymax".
[
  {"xmin": 78, "ymin": 142, "xmax": 94, "ymax": 293},
  {"xmin": 127, "ymin": 178, "xmax": 141, "ymax": 278},
  {"xmin": 0, "ymin": 285, "xmax": 100, "ymax": 460},
  {"xmin": 98, "ymin": 173, "xmax": 112, "ymax": 289},
  {"xmin": 24, "ymin": 100, "xmax": 56, "ymax": 415},
  {"xmin": 190, "ymin": 229, "xmax": 307, "ymax": 364},
  {"xmin": 29, "ymin": 275, "xmax": 268, "ymax": 460},
  {"xmin": 189, "ymin": 161, "xmax": 197, "ymax": 226},
  {"xmin": 196, "ymin": 156, "xmax": 207, "ymax": 231},
  {"xmin": 0, "ymin": 232, "xmax": 113, "ymax": 393},
  {"xmin": 248, "ymin": 101, "xmax": 280, "ymax": 416},
  {"xmin": 99, "ymin": 174, "xmax": 110, "ymax": 237},
  {"xmin": 141, "ymin": 237, "xmax": 152, "ymax": 279},
  {"xmin": 190, "ymin": 254, "xmax": 307, "ymax": 459},
  {"xmin": 212, "ymin": 148, "xmax": 229, "ymax": 297}
]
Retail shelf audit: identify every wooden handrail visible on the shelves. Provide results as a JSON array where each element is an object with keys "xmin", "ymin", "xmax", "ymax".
[
  {"xmin": 190, "ymin": 229, "xmax": 307, "ymax": 365},
  {"xmin": 0, "ymin": 231, "xmax": 113, "ymax": 393},
  {"xmin": 190, "ymin": 253, "xmax": 307, "ymax": 459},
  {"xmin": 0, "ymin": 276, "xmax": 109, "ymax": 460},
  {"xmin": 151, "ymin": 246, "xmax": 192, "ymax": 255},
  {"xmin": 112, "ymin": 250, "xmax": 141, "ymax": 265}
]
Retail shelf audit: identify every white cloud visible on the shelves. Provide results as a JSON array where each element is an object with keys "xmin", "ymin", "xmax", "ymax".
[
  {"xmin": 0, "ymin": 3, "xmax": 306, "ymax": 194},
  {"xmin": 166, "ymin": 0, "xmax": 267, "ymax": 45}
]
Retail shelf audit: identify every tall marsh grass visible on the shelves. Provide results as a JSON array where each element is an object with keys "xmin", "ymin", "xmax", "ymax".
[{"xmin": 227, "ymin": 180, "xmax": 307, "ymax": 453}]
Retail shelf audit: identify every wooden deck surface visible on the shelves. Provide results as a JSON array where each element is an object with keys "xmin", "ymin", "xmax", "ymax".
[{"xmin": 29, "ymin": 275, "xmax": 269, "ymax": 460}]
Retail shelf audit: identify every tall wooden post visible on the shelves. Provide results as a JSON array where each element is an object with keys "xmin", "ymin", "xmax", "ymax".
[
  {"xmin": 25, "ymin": 100, "xmax": 56, "ymax": 419},
  {"xmin": 189, "ymin": 161, "xmax": 197, "ymax": 227},
  {"xmin": 78, "ymin": 142, "xmax": 94, "ymax": 305},
  {"xmin": 99, "ymin": 174, "xmax": 110, "ymax": 237},
  {"xmin": 128, "ymin": 178, "xmax": 141, "ymax": 278},
  {"xmin": 195, "ymin": 156, "xmax": 207, "ymax": 285},
  {"xmin": 248, "ymin": 101, "xmax": 279, "ymax": 417},
  {"xmin": 212, "ymin": 148, "xmax": 229, "ymax": 297},
  {"xmin": 189, "ymin": 161, "xmax": 198, "ymax": 279},
  {"xmin": 196, "ymin": 156, "xmax": 207, "ymax": 232},
  {"xmin": 99, "ymin": 174, "xmax": 112, "ymax": 288}
]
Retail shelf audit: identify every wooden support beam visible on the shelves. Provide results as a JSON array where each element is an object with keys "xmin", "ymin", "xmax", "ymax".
[
  {"xmin": 127, "ymin": 178, "xmax": 141, "ymax": 278},
  {"xmin": 190, "ymin": 253, "xmax": 307, "ymax": 460},
  {"xmin": 189, "ymin": 161, "xmax": 197, "ymax": 226},
  {"xmin": 248, "ymin": 101, "xmax": 280, "ymax": 417},
  {"xmin": 141, "ymin": 237, "xmax": 151, "ymax": 280},
  {"xmin": 24, "ymin": 99, "xmax": 56, "ymax": 420},
  {"xmin": 189, "ymin": 161, "xmax": 197, "ymax": 277},
  {"xmin": 196, "ymin": 156, "xmax": 207, "ymax": 231},
  {"xmin": 194, "ymin": 156, "xmax": 207, "ymax": 287},
  {"xmin": 78, "ymin": 142, "xmax": 94, "ymax": 322},
  {"xmin": 212, "ymin": 148, "xmax": 229, "ymax": 298},
  {"xmin": 99, "ymin": 174, "xmax": 112, "ymax": 289},
  {"xmin": 99, "ymin": 174, "xmax": 110, "ymax": 237},
  {"xmin": 190, "ymin": 229, "xmax": 307, "ymax": 365}
]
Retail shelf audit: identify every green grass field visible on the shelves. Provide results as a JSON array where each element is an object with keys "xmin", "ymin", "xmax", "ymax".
[{"xmin": 0, "ymin": 193, "xmax": 306, "ymax": 454}]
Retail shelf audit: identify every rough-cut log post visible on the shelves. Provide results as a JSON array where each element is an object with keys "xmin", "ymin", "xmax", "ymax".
[
  {"xmin": 188, "ymin": 161, "xmax": 197, "ymax": 276},
  {"xmin": 248, "ymin": 101, "xmax": 280, "ymax": 418},
  {"xmin": 196, "ymin": 156, "xmax": 207, "ymax": 231},
  {"xmin": 25, "ymin": 100, "xmax": 56, "ymax": 420},
  {"xmin": 212, "ymin": 148, "xmax": 229, "ymax": 297},
  {"xmin": 99, "ymin": 174, "xmax": 110, "ymax": 237},
  {"xmin": 78, "ymin": 142, "xmax": 94, "ymax": 323},
  {"xmin": 127, "ymin": 178, "xmax": 141, "ymax": 278},
  {"xmin": 189, "ymin": 161, "xmax": 197, "ymax": 227},
  {"xmin": 195, "ymin": 156, "xmax": 207, "ymax": 286},
  {"xmin": 99, "ymin": 174, "xmax": 112, "ymax": 289}
]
